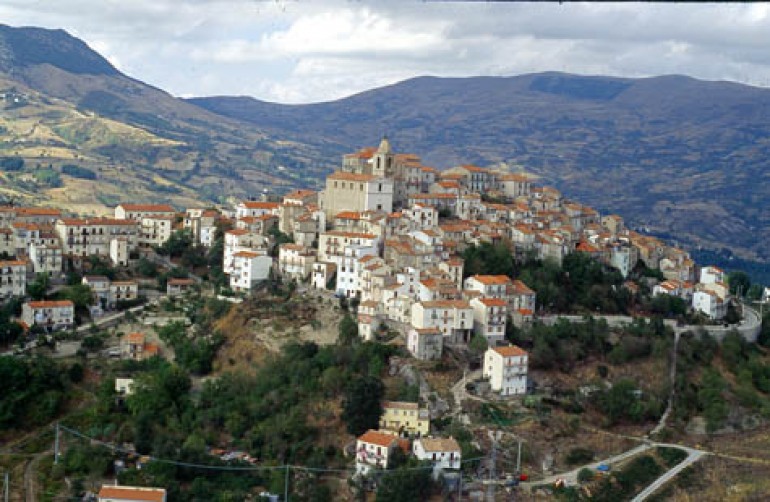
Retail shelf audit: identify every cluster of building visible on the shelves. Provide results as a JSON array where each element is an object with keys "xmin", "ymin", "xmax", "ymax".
[
  {"xmin": 355, "ymin": 400, "xmax": 461, "ymax": 480},
  {"xmin": 652, "ymin": 265, "xmax": 733, "ymax": 320}
]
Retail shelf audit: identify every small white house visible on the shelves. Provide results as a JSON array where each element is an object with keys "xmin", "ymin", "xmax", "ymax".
[
  {"xmin": 355, "ymin": 430, "xmax": 400, "ymax": 475},
  {"xmin": 22, "ymin": 300, "xmax": 75, "ymax": 331},
  {"xmin": 115, "ymin": 378, "xmax": 135, "ymax": 396},
  {"xmin": 406, "ymin": 327, "xmax": 443, "ymax": 360},
  {"xmin": 692, "ymin": 290, "xmax": 727, "ymax": 320},
  {"xmin": 483, "ymin": 345, "xmax": 528, "ymax": 396},
  {"xmin": 413, "ymin": 437, "xmax": 461, "ymax": 479}
]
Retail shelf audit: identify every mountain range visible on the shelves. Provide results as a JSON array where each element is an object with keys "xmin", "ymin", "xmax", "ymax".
[{"xmin": 0, "ymin": 24, "xmax": 767, "ymax": 279}]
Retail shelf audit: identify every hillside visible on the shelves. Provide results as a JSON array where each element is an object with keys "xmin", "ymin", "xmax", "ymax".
[
  {"xmin": 0, "ymin": 24, "xmax": 339, "ymax": 212},
  {"xmin": 190, "ymin": 73, "xmax": 770, "ymax": 268}
]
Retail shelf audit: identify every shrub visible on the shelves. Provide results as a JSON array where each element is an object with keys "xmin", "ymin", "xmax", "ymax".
[
  {"xmin": 565, "ymin": 447, "xmax": 594, "ymax": 465},
  {"xmin": 577, "ymin": 467, "xmax": 594, "ymax": 483}
]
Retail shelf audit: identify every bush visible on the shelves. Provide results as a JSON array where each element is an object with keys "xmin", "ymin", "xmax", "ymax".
[
  {"xmin": 565, "ymin": 447, "xmax": 594, "ymax": 465},
  {"xmin": 656, "ymin": 447, "xmax": 687, "ymax": 468},
  {"xmin": 61, "ymin": 164, "xmax": 97, "ymax": 180},
  {"xmin": 577, "ymin": 467, "xmax": 594, "ymax": 483}
]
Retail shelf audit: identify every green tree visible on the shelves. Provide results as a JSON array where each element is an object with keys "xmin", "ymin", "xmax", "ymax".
[
  {"xmin": 158, "ymin": 229, "xmax": 194, "ymax": 258},
  {"xmin": 338, "ymin": 314, "xmax": 359, "ymax": 345},
  {"xmin": 376, "ymin": 463, "xmax": 434, "ymax": 501},
  {"xmin": 468, "ymin": 333, "xmax": 488, "ymax": 355},
  {"xmin": 342, "ymin": 375, "xmax": 384, "ymax": 436},
  {"xmin": 727, "ymin": 271, "xmax": 751, "ymax": 297},
  {"xmin": 27, "ymin": 273, "xmax": 50, "ymax": 300}
]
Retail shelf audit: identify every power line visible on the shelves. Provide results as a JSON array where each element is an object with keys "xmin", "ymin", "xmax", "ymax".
[{"xmin": 57, "ymin": 424, "xmax": 485, "ymax": 475}]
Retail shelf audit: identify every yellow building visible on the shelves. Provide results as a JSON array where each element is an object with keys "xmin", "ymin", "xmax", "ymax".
[{"xmin": 380, "ymin": 401, "xmax": 430, "ymax": 437}]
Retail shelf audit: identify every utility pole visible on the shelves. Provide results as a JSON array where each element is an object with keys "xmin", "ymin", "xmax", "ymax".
[
  {"xmin": 284, "ymin": 464, "xmax": 289, "ymax": 502},
  {"xmin": 4, "ymin": 471, "xmax": 9, "ymax": 502},
  {"xmin": 54, "ymin": 422, "xmax": 60, "ymax": 464},
  {"xmin": 516, "ymin": 437, "xmax": 523, "ymax": 474}
]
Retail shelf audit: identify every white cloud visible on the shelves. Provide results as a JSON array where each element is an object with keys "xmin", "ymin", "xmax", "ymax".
[{"xmin": 2, "ymin": 1, "xmax": 770, "ymax": 102}]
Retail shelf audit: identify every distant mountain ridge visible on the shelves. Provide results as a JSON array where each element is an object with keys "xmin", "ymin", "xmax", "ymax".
[
  {"xmin": 0, "ymin": 24, "xmax": 334, "ymax": 215},
  {"xmin": 189, "ymin": 73, "xmax": 770, "ymax": 266}
]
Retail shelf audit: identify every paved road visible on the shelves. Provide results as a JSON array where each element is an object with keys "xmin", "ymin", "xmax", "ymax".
[
  {"xmin": 649, "ymin": 330, "xmax": 681, "ymax": 437},
  {"xmin": 631, "ymin": 445, "xmax": 706, "ymax": 501},
  {"xmin": 523, "ymin": 442, "xmax": 653, "ymax": 488}
]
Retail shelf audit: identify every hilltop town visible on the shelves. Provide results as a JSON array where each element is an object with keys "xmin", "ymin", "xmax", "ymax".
[{"xmin": 0, "ymin": 138, "xmax": 768, "ymax": 501}]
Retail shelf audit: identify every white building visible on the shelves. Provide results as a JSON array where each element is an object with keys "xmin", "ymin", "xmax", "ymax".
[
  {"xmin": 22, "ymin": 300, "xmax": 75, "ymax": 331},
  {"xmin": 411, "ymin": 300, "xmax": 473, "ymax": 344},
  {"xmin": 483, "ymin": 345, "xmax": 528, "ymax": 396},
  {"xmin": 277, "ymin": 244, "xmax": 316, "ymax": 282},
  {"xmin": 311, "ymin": 262, "xmax": 336, "ymax": 290},
  {"xmin": 412, "ymin": 437, "xmax": 461, "ymax": 479},
  {"xmin": 355, "ymin": 430, "xmax": 400, "ymax": 475},
  {"xmin": 692, "ymin": 290, "xmax": 727, "ymax": 320},
  {"xmin": 470, "ymin": 297, "xmax": 507, "ymax": 346},
  {"xmin": 55, "ymin": 218, "xmax": 139, "ymax": 259},
  {"xmin": 321, "ymin": 172, "xmax": 394, "ymax": 220},
  {"xmin": 229, "ymin": 252, "xmax": 272, "ymax": 292},
  {"xmin": 406, "ymin": 327, "xmax": 443, "ymax": 360},
  {"xmin": 464, "ymin": 275, "xmax": 512, "ymax": 299},
  {"xmin": 115, "ymin": 203, "xmax": 175, "ymax": 221},
  {"xmin": 700, "ymin": 265, "xmax": 725, "ymax": 285},
  {"xmin": 110, "ymin": 281, "xmax": 139, "ymax": 306},
  {"xmin": 139, "ymin": 215, "xmax": 174, "ymax": 247},
  {"xmin": 0, "ymin": 260, "xmax": 26, "ymax": 300},
  {"xmin": 235, "ymin": 201, "xmax": 280, "ymax": 219},
  {"xmin": 28, "ymin": 242, "xmax": 62, "ymax": 276}
]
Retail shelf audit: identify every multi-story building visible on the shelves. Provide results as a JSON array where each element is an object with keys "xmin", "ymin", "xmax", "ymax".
[
  {"xmin": 55, "ymin": 219, "xmax": 139, "ymax": 258},
  {"xmin": 22, "ymin": 300, "xmax": 75, "ymax": 331},
  {"xmin": 184, "ymin": 208, "xmax": 219, "ymax": 247},
  {"xmin": 235, "ymin": 201, "xmax": 280, "ymax": 219},
  {"xmin": 407, "ymin": 327, "xmax": 443, "ymax": 360},
  {"xmin": 139, "ymin": 215, "xmax": 174, "ymax": 247},
  {"xmin": 277, "ymin": 244, "xmax": 316, "ymax": 281},
  {"xmin": 115, "ymin": 203, "xmax": 175, "ymax": 221},
  {"xmin": 470, "ymin": 297, "xmax": 507, "ymax": 346},
  {"xmin": 355, "ymin": 430, "xmax": 401, "ymax": 475},
  {"xmin": 411, "ymin": 300, "xmax": 473, "ymax": 344},
  {"xmin": 229, "ymin": 252, "xmax": 272, "ymax": 292},
  {"xmin": 693, "ymin": 289, "xmax": 727, "ymax": 320},
  {"xmin": 0, "ymin": 260, "xmax": 26, "ymax": 300},
  {"xmin": 463, "ymin": 275, "xmax": 512, "ymax": 299},
  {"xmin": 380, "ymin": 401, "xmax": 430, "ymax": 437},
  {"xmin": 110, "ymin": 281, "xmax": 139, "ymax": 306},
  {"xmin": 483, "ymin": 345, "xmax": 528, "ymax": 396},
  {"xmin": 28, "ymin": 242, "xmax": 62, "ymax": 276},
  {"xmin": 321, "ymin": 172, "xmax": 394, "ymax": 220}
]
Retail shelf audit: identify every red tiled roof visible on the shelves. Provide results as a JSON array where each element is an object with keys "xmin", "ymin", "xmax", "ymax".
[
  {"xmin": 493, "ymin": 345, "xmax": 528, "ymax": 357},
  {"xmin": 358, "ymin": 430, "xmax": 399, "ymax": 447},
  {"xmin": 26, "ymin": 300, "xmax": 73, "ymax": 308},
  {"xmin": 98, "ymin": 485, "xmax": 166, "ymax": 501}
]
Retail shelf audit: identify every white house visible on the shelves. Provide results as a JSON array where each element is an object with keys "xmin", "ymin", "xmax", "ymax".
[
  {"xmin": 700, "ymin": 265, "xmax": 725, "ymax": 285},
  {"xmin": 470, "ymin": 297, "xmax": 507, "ymax": 346},
  {"xmin": 115, "ymin": 203, "xmax": 175, "ymax": 221},
  {"xmin": 406, "ymin": 327, "xmax": 443, "ymax": 360},
  {"xmin": 277, "ymin": 244, "xmax": 316, "ymax": 282},
  {"xmin": 22, "ymin": 300, "xmax": 75, "ymax": 331},
  {"xmin": 411, "ymin": 300, "xmax": 474, "ymax": 344},
  {"xmin": 229, "ymin": 252, "xmax": 272, "ymax": 292},
  {"xmin": 693, "ymin": 290, "xmax": 727, "ymax": 320},
  {"xmin": 483, "ymin": 345, "xmax": 528, "ymax": 396},
  {"xmin": 355, "ymin": 430, "xmax": 400, "ymax": 475},
  {"xmin": 413, "ymin": 437, "xmax": 461, "ymax": 479},
  {"xmin": 0, "ymin": 260, "xmax": 26, "ymax": 300},
  {"xmin": 139, "ymin": 215, "xmax": 174, "ymax": 247},
  {"xmin": 464, "ymin": 275, "xmax": 512, "ymax": 299}
]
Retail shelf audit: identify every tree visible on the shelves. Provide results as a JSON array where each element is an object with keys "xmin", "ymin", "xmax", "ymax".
[
  {"xmin": 376, "ymin": 463, "xmax": 434, "ymax": 501},
  {"xmin": 342, "ymin": 375, "xmax": 384, "ymax": 436},
  {"xmin": 577, "ymin": 467, "xmax": 594, "ymax": 483},
  {"xmin": 158, "ymin": 229, "xmax": 194, "ymax": 258},
  {"xmin": 727, "ymin": 271, "xmax": 751, "ymax": 297},
  {"xmin": 338, "ymin": 314, "xmax": 359, "ymax": 345},
  {"xmin": 27, "ymin": 273, "xmax": 50, "ymax": 300},
  {"xmin": 468, "ymin": 333, "xmax": 488, "ymax": 355}
]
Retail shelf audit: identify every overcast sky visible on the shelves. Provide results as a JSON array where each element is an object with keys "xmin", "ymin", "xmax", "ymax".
[{"xmin": 2, "ymin": 1, "xmax": 770, "ymax": 103}]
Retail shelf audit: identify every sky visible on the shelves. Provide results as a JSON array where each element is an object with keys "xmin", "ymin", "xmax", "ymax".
[{"xmin": 2, "ymin": 1, "xmax": 770, "ymax": 104}]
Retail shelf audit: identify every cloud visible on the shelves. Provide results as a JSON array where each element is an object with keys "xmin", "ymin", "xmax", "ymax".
[{"xmin": 2, "ymin": 1, "xmax": 770, "ymax": 102}]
